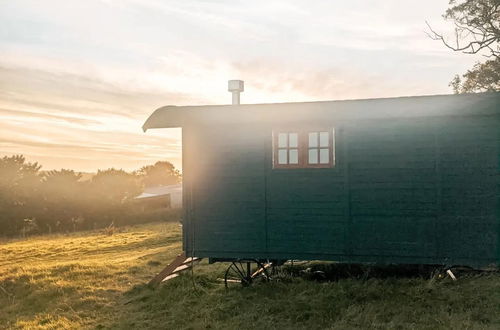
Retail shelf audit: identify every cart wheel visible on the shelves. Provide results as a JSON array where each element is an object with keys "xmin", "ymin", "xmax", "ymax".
[{"xmin": 224, "ymin": 260, "xmax": 270, "ymax": 288}]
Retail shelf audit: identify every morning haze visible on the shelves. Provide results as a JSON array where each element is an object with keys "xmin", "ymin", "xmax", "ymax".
[
  {"xmin": 0, "ymin": 0, "xmax": 482, "ymax": 172},
  {"xmin": 1, "ymin": 1, "xmax": 500, "ymax": 329}
]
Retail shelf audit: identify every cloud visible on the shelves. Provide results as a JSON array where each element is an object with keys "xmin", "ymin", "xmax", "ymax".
[
  {"xmin": 0, "ymin": 108, "xmax": 101, "ymax": 125},
  {"xmin": 0, "ymin": 0, "xmax": 485, "ymax": 171}
]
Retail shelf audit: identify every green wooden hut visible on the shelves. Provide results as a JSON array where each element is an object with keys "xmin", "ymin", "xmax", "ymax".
[{"xmin": 143, "ymin": 89, "xmax": 499, "ymax": 281}]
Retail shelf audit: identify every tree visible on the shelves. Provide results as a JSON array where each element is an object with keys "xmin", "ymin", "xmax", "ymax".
[
  {"xmin": 0, "ymin": 155, "xmax": 181, "ymax": 236},
  {"xmin": 136, "ymin": 161, "xmax": 181, "ymax": 187},
  {"xmin": 91, "ymin": 168, "xmax": 142, "ymax": 203},
  {"xmin": 427, "ymin": 0, "xmax": 500, "ymax": 93},
  {"xmin": 0, "ymin": 155, "xmax": 42, "ymax": 235},
  {"xmin": 0, "ymin": 155, "xmax": 42, "ymax": 195},
  {"xmin": 39, "ymin": 169, "xmax": 83, "ymax": 233}
]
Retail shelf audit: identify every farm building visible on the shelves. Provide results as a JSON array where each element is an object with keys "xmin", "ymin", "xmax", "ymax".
[
  {"xmin": 143, "ymin": 85, "xmax": 499, "ymax": 274},
  {"xmin": 135, "ymin": 184, "xmax": 182, "ymax": 209}
]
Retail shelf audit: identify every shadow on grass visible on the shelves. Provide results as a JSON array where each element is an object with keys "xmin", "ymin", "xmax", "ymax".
[
  {"xmin": 114, "ymin": 262, "xmax": 500, "ymax": 330},
  {"xmin": 278, "ymin": 262, "xmax": 440, "ymax": 281},
  {"xmin": 274, "ymin": 262, "xmax": 498, "ymax": 284}
]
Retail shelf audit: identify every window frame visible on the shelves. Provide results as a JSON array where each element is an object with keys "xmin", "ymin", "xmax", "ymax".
[
  {"xmin": 272, "ymin": 128, "xmax": 335, "ymax": 169},
  {"xmin": 273, "ymin": 132, "xmax": 302, "ymax": 169}
]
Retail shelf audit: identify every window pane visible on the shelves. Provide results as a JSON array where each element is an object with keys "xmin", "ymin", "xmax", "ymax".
[
  {"xmin": 278, "ymin": 149, "xmax": 287, "ymax": 164},
  {"xmin": 278, "ymin": 133, "xmax": 287, "ymax": 148},
  {"xmin": 308, "ymin": 149, "xmax": 318, "ymax": 164},
  {"xmin": 320, "ymin": 148, "xmax": 329, "ymax": 164},
  {"xmin": 289, "ymin": 149, "xmax": 298, "ymax": 164},
  {"xmin": 320, "ymin": 132, "xmax": 329, "ymax": 147},
  {"xmin": 309, "ymin": 132, "xmax": 318, "ymax": 147},
  {"xmin": 289, "ymin": 133, "xmax": 298, "ymax": 148}
]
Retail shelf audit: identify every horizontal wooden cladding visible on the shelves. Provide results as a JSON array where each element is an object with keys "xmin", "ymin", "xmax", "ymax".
[
  {"xmin": 350, "ymin": 182, "xmax": 436, "ymax": 190},
  {"xmin": 349, "ymin": 161, "xmax": 437, "ymax": 170},
  {"xmin": 267, "ymin": 214, "xmax": 347, "ymax": 224},
  {"xmin": 350, "ymin": 188, "xmax": 438, "ymax": 216},
  {"xmin": 195, "ymin": 184, "xmax": 265, "ymax": 204},
  {"xmin": 197, "ymin": 169, "xmax": 266, "ymax": 181},
  {"xmin": 346, "ymin": 119, "xmax": 433, "ymax": 133},
  {"xmin": 349, "ymin": 168, "xmax": 437, "ymax": 184},
  {"xmin": 351, "ymin": 216, "xmax": 436, "ymax": 257},
  {"xmin": 267, "ymin": 178, "xmax": 345, "ymax": 201},
  {"xmin": 269, "ymin": 170, "xmax": 345, "ymax": 180},
  {"xmin": 268, "ymin": 221, "xmax": 346, "ymax": 254},
  {"xmin": 440, "ymin": 168, "xmax": 498, "ymax": 179},
  {"xmin": 193, "ymin": 239, "xmax": 265, "ymax": 253},
  {"xmin": 267, "ymin": 222, "xmax": 345, "ymax": 236},
  {"xmin": 351, "ymin": 188, "xmax": 436, "ymax": 202},
  {"xmin": 191, "ymin": 127, "xmax": 266, "ymax": 171},
  {"xmin": 348, "ymin": 150, "xmax": 436, "ymax": 162},
  {"xmin": 351, "ymin": 207, "xmax": 438, "ymax": 217},
  {"xmin": 441, "ymin": 198, "xmax": 497, "ymax": 216},
  {"xmin": 197, "ymin": 151, "xmax": 265, "ymax": 168},
  {"xmin": 439, "ymin": 160, "xmax": 498, "ymax": 170},
  {"xmin": 191, "ymin": 217, "xmax": 266, "ymax": 253},
  {"xmin": 437, "ymin": 120, "xmax": 499, "ymax": 134},
  {"xmin": 193, "ymin": 129, "xmax": 267, "ymax": 151},
  {"xmin": 195, "ymin": 203, "xmax": 265, "ymax": 218},
  {"xmin": 347, "ymin": 136, "xmax": 434, "ymax": 147},
  {"xmin": 194, "ymin": 226, "xmax": 265, "ymax": 240},
  {"xmin": 267, "ymin": 189, "xmax": 345, "ymax": 203},
  {"xmin": 267, "ymin": 205, "xmax": 346, "ymax": 216},
  {"xmin": 436, "ymin": 217, "xmax": 498, "ymax": 259},
  {"xmin": 437, "ymin": 142, "xmax": 497, "ymax": 153},
  {"xmin": 184, "ymin": 113, "xmax": 499, "ymax": 266},
  {"xmin": 267, "ymin": 242, "xmax": 344, "ymax": 255}
]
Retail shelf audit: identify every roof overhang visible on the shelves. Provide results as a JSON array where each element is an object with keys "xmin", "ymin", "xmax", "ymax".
[{"xmin": 142, "ymin": 92, "xmax": 500, "ymax": 131}]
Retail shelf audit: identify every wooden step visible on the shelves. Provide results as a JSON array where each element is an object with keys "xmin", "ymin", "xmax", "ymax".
[
  {"xmin": 161, "ymin": 274, "xmax": 179, "ymax": 282},
  {"xmin": 173, "ymin": 264, "xmax": 190, "ymax": 273},
  {"xmin": 148, "ymin": 252, "xmax": 202, "ymax": 286}
]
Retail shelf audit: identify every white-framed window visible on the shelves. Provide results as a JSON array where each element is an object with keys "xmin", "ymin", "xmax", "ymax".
[
  {"xmin": 276, "ymin": 132, "xmax": 299, "ymax": 165},
  {"xmin": 273, "ymin": 129, "xmax": 335, "ymax": 168}
]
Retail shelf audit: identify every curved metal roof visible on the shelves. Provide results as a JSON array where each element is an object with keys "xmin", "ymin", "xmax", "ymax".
[{"xmin": 143, "ymin": 92, "xmax": 500, "ymax": 131}]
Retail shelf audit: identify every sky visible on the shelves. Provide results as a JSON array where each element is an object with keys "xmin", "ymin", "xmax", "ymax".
[{"xmin": 0, "ymin": 0, "xmax": 482, "ymax": 172}]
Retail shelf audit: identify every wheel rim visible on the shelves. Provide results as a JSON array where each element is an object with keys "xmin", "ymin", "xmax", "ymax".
[
  {"xmin": 224, "ymin": 261, "xmax": 250, "ymax": 288},
  {"xmin": 224, "ymin": 260, "xmax": 270, "ymax": 288}
]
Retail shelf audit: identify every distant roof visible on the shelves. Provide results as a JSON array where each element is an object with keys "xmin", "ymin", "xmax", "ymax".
[
  {"xmin": 143, "ymin": 92, "xmax": 500, "ymax": 131},
  {"xmin": 135, "ymin": 183, "xmax": 182, "ymax": 199}
]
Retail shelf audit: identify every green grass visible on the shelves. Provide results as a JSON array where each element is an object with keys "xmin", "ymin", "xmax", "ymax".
[{"xmin": 0, "ymin": 222, "xmax": 499, "ymax": 329}]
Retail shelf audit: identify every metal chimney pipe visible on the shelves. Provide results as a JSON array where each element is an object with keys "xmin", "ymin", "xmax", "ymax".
[
  {"xmin": 232, "ymin": 91, "xmax": 240, "ymax": 105},
  {"xmin": 228, "ymin": 80, "xmax": 244, "ymax": 105}
]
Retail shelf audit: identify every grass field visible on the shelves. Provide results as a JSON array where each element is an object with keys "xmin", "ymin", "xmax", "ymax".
[{"xmin": 0, "ymin": 222, "xmax": 499, "ymax": 329}]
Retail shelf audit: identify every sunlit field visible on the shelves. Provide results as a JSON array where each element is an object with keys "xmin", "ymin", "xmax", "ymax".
[{"xmin": 1, "ymin": 222, "xmax": 499, "ymax": 329}]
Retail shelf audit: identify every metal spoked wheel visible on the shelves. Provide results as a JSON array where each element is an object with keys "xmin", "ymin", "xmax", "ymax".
[{"xmin": 224, "ymin": 259, "xmax": 270, "ymax": 288}]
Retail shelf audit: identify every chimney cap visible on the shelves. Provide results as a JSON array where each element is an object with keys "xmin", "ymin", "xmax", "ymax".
[{"xmin": 228, "ymin": 80, "xmax": 244, "ymax": 92}]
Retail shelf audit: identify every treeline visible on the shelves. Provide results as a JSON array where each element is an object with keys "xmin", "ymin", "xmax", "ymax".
[{"xmin": 0, "ymin": 155, "xmax": 181, "ymax": 237}]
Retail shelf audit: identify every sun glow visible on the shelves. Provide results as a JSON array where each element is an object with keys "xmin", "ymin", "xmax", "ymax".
[{"xmin": 0, "ymin": 0, "xmax": 482, "ymax": 172}]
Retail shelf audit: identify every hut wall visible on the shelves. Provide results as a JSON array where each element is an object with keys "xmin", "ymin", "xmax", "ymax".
[{"xmin": 184, "ymin": 113, "xmax": 499, "ymax": 268}]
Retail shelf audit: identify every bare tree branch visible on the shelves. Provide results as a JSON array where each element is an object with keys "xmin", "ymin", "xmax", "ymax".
[{"xmin": 427, "ymin": 0, "xmax": 500, "ymax": 93}]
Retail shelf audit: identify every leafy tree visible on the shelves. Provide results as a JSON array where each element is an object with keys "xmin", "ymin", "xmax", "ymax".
[
  {"xmin": 427, "ymin": 0, "xmax": 500, "ymax": 93},
  {"xmin": 136, "ymin": 161, "xmax": 181, "ymax": 187},
  {"xmin": 449, "ymin": 57, "xmax": 500, "ymax": 92},
  {"xmin": 0, "ymin": 156, "xmax": 181, "ymax": 237},
  {"xmin": 38, "ymin": 169, "xmax": 83, "ymax": 233},
  {"xmin": 43, "ymin": 169, "xmax": 82, "ymax": 184},
  {"xmin": 0, "ymin": 155, "xmax": 42, "ymax": 235},
  {"xmin": 0, "ymin": 154, "xmax": 42, "ymax": 195},
  {"xmin": 91, "ymin": 168, "xmax": 142, "ymax": 203},
  {"xmin": 80, "ymin": 168, "xmax": 142, "ymax": 228}
]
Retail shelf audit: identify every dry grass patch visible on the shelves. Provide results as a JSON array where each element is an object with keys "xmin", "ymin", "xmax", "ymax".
[{"xmin": 1, "ymin": 221, "xmax": 499, "ymax": 329}]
